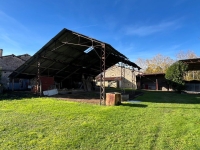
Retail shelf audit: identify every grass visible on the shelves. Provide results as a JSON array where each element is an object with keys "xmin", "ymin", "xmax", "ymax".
[{"xmin": 0, "ymin": 91, "xmax": 200, "ymax": 149}]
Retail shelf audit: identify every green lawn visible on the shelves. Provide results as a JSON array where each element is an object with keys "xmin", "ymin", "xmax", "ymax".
[{"xmin": 0, "ymin": 91, "xmax": 200, "ymax": 149}]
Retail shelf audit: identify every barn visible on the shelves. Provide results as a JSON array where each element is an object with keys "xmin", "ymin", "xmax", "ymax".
[
  {"xmin": 180, "ymin": 58, "xmax": 200, "ymax": 93},
  {"xmin": 9, "ymin": 28, "xmax": 140, "ymax": 104}
]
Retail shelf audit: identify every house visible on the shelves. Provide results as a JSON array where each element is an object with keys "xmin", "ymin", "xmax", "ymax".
[
  {"xmin": 96, "ymin": 65, "xmax": 137, "ymax": 89},
  {"xmin": 0, "ymin": 49, "xmax": 31, "ymax": 90}
]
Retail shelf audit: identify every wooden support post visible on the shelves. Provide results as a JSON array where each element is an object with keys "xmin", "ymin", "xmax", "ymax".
[
  {"xmin": 132, "ymin": 69, "xmax": 135, "ymax": 94},
  {"xmin": 156, "ymin": 79, "xmax": 158, "ymax": 90},
  {"xmin": 121, "ymin": 62, "xmax": 125, "ymax": 93},
  {"xmin": 39, "ymin": 80, "xmax": 42, "ymax": 96},
  {"xmin": 37, "ymin": 59, "xmax": 41, "ymax": 96},
  {"xmin": 12, "ymin": 79, "xmax": 14, "ymax": 91}
]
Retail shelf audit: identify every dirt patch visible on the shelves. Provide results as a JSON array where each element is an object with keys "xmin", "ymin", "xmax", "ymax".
[
  {"xmin": 53, "ymin": 90, "xmax": 143, "ymax": 105},
  {"xmin": 52, "ymin": 91, "xmax": 101, "ymax": 104},
  {"xmin": 1, "ymin": 89, "xmax": 143, "ymax": 105}
]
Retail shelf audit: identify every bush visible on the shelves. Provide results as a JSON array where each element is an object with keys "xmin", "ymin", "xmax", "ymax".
[{"xmin": 165, "ymin": 61, "xmax": 188, "ymax": 92}]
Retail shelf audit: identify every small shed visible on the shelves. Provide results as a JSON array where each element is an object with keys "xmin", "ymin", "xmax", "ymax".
[{"xmin": 136, "ymin": 73, "xmax": 170, "ymax": 91}]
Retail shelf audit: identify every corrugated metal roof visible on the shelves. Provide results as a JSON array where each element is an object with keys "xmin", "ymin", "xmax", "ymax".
[
  {"xmin": 179, "ymin": 58, "xmax": 200, "ymax": 70},
  {"xmin": 9, "ymin": 28, "xmax": 140, "ymax": 82}
]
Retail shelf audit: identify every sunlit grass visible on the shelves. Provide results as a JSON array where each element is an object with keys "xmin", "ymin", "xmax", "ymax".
[{"xmin": 0, "ymin": 91, "xmax": 200, "ymax": 149}]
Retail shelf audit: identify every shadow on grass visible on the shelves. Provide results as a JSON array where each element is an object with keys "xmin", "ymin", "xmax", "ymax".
[
  {"xmin": 153, "ymin": 106, "xmax": 200, "ymax": 109},
  {"xmin": 138, "ymin": 90, "xmax": 200, "ymax": 104},
  {"xmin": 121, "ymin": 103, "xmax": 148, "ymax": 108},
  {"xmin": 0, "ymin": 91, "xmax": 38, "ymax": 101}
]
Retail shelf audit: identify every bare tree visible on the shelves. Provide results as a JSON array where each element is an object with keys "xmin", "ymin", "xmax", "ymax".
[
  {"xmin": 136, "ymin": 54, "xmax": 174, "ymax": 73},
  {"xmin": 136, "ymin": 50, "xmax": 199, "ymax": 75},
  {"xmin": 135, "ymin": 58, "xmax": 147, "ymax": 72},
  {"xmin": 176, "ymin": 50, "xmax": 198, "ymax": 60}
]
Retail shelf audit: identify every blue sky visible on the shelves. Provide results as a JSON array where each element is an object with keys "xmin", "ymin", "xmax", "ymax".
[{"xmin": 0, "ymin": 0, "xmax": 200, "ymax": 62}]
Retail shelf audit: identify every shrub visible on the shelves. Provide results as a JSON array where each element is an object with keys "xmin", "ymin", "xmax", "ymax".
[{"xmin": 165, "ymin": 61, "xmax": 188, "ymax": 92}]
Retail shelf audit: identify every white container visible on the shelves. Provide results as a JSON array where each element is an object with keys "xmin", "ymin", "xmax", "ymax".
[
  {"xmin": 121, "ymin": 94, "xmax": 129, "ymax": 101},
  {"xmin": 43, "ymin": 89, "xmax": 58, "ymax": 96}
]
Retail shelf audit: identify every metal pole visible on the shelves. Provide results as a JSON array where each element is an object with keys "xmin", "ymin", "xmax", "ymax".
[
  {"xmin": 100, "ymin": 49, "xmax": 102, "ymax": 104},
  {"xmin": 37, "ymin": 60, "xmax": 41, "ymax": 96},
  {"xmin": 100, "ymin": 44, "xmax": 106, "ymax": 105}
]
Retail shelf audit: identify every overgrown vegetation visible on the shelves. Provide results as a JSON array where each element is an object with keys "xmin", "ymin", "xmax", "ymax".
[
  {"xmin": 0, "ymin": 91, "xmax": 200, "ymax": 149},
  {"xmin": 165, "ymin": 61, "xmax": 188, "ymax": 92}
]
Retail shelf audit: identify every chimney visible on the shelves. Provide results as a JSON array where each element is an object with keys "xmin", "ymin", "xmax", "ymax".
[{"xmin": 0, "ymin": 49, "xmax": 3, "ymax": 57}]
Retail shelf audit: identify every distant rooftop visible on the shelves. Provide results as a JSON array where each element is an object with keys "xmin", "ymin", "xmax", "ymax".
[{"xmin": 179, "ymin": 58, "xmax": 200, "ymax": 71}]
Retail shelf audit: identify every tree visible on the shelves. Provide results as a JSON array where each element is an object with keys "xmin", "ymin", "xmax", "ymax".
[
  {"xmin": 165, "ymin": 61, "xmax": 188, "ymax": 92},
  {"xmin": 135, "ymin": 58, "xmax": 147, "ymax": 72},
  {"xmin": 136, "ymin": 54, "xmax": 174, "ymax": 73},
  {"xmin": 176, "ymin": 50, "xmax": 197, "ymax": 60},
  {"xmin": 135, "ymin": 50, "xmax": 198, "ymax": 75}
]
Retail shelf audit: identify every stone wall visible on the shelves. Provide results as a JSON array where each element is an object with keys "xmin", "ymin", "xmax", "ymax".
[{"xmin": 96, "ymin": 65, "xmax": 137, "ymax": 89}]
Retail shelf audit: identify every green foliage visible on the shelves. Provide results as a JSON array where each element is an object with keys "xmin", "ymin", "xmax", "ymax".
[
  {"xmin": 165, "ymin": 61, "xmax": 188, "ymax": 91},
  {"xmin": 136, "ymin": 50, "xmax": 197, "ymax": 74},
  {"xmin": 1, "ymin": 91, "xmax": 200, "ymax": 149}
]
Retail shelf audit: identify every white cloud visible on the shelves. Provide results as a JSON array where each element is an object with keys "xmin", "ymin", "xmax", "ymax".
[
  {"xmin": 0, "ymin": 34, "xmax": 20, "ymax": 48},
  {"xmin": 0, "ymin": 11, "xmax": 38, "ymax": 55},
  {"xmin": 124, "ymin": 20, "xmax": 181, "ymax": 36},
  {"xmin": 0, "ymin": 11, "xmax": 29, "ymax": 48},
  {"xmin": 0, "ymin": 10, "xmax": 29, "ymax": 32}
]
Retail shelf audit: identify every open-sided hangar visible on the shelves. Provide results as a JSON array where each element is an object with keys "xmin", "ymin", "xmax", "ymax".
[{"xmin": 9, "ymin": 28, "xmax": 140, "ymax": 104}]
